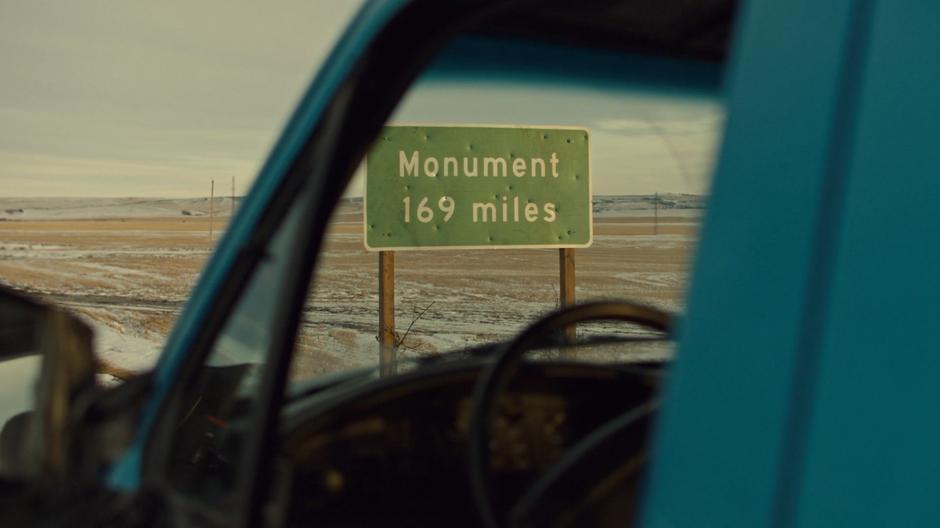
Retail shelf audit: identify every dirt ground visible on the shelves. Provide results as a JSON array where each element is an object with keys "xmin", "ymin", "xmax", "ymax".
[{"xmin": 0, "ymin": 206, "xmax": 700, "ymax": 378}]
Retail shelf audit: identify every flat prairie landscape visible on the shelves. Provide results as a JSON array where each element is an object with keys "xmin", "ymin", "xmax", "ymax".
[{"xmin": 0, "ymin": 196, "xmax": 702, "ymax": 380}]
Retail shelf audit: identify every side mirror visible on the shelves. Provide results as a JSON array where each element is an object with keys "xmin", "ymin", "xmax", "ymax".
[{"xmin": 0, "ymin": 286, "xmax": 97, "ymax": 485}]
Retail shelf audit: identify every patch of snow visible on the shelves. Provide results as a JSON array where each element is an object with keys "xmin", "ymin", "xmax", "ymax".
[{"xmin": 86, "ymin": 319, "xmax": 162, "ymax": 374}]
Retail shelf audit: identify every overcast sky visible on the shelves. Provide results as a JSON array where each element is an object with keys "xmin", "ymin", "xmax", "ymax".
[
  {"xmin": 389, "ymin": 80, "xmax": 723, "ymax": 196},
  {"xmin": 0, "ymin": 1, "xmax": 364, "ymax": 197},
  {"xmin": 1, "ymin": 2, "xmax": 723, "ymax": 198}
]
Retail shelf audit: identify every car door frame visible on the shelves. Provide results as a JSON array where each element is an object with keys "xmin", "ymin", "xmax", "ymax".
[{"xmin": 106, "ymin": 0, "xmax": 514, "ymax": 525}]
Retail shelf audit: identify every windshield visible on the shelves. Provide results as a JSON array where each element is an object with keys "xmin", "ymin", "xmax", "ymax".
[{"xmin": 290, "ymin": 36, "xmax": 724, "ymax": 381}]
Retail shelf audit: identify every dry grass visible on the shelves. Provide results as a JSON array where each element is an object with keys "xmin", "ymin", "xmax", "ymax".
[{"xmin": 0, "ymin": 207, "xmax": 700, "ymax": 378}]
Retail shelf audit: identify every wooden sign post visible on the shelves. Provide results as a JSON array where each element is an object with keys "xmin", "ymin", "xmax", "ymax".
[
  {"xmin": 379, "ymin": 251, "xmax": 396, "ymax": 376},
  {"xmin": 559, "ymin": 248, "xmax": 576, "ymax": 351}
]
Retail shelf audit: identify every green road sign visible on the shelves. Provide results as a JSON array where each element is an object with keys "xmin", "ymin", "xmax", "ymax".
[{"xmin": 365, "ymin": 125, "xmax": 592, "ymax": 250}]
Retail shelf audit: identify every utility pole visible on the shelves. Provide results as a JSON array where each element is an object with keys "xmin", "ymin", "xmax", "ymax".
[
  {"xmin": 209, "ymin": 179, "xmax": 214, "ymax": 244},
  {"xmin": 231, "ymin": 176, "xmax": 235, "ymax": 216},
  {"xmin": 654, "ymin": 192, "xmax": 659, "ymax": 235}
]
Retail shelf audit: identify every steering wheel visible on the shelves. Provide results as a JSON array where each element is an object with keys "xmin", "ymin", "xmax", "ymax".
[{"xmin": 466, "ymin": 301, "xmax": 672, "ymax": 528}]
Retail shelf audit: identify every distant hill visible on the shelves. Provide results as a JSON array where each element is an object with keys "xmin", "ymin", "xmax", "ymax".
[
  {"xmin": 0, "ymin": 194, "xmax": 704, "ymax": 220},
  {"xmin": 0, "ymin": 197, "xmax": 243, "ymax": 220},
  {"xmin": 593, "ymin": 194, "xmax": 706, "ymax": 217}
]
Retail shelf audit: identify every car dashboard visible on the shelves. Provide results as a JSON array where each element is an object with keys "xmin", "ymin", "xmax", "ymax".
[{"xmin": 277, "ymin": 358, "xmax": 661, "ymax": 527}]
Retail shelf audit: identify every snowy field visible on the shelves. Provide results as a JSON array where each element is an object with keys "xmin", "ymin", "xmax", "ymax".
[{"xmin": 0, "ymin": 195, "xmax": 702, "ymax": 381}]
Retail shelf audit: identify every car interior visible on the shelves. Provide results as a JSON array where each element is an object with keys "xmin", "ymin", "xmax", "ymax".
[
  {"xmin": 0, "ymin": 1, "xmax": 740, "ymax": 527},
  {"xmin": 150, "ymin": 2, "xmax": 739, "ymax": 527}
]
